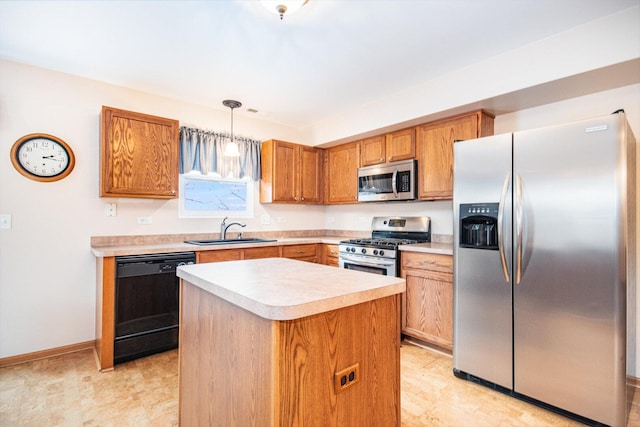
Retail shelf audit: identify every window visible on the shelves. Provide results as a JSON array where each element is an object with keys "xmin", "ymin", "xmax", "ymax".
[{"xmin": 178, "ymin": 173, "xmax": 254, "ymax": 218}]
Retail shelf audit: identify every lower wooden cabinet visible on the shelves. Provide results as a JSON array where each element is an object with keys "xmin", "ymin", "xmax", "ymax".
[
  {"xmin": 243, "ymin": 246, "xmax": 280, "ymax": 260},
  {"xmin": 197, "ymin": 249, "xmax": 242, "ymax": 263},
  {"xmin": 197, "ymin": 246, "xmax": 280, "ymax": 263},
  {"xmin": 282, "ymin": 244, "xmax": 319, "ymax": 263},
  {"xmin": 400, "ymin": 251, "xmax": 453, "ymax": 351},
  {"xmin": 197, "ymin": 244, "xmax": 318, "ymax": 264},
  {"xmin": 322, "ymin": 244, "xmax": 339, "ymax": 266}
]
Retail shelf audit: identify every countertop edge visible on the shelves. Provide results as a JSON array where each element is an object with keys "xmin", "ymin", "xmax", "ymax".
[
  {"xmin": 398, "ymin": 242, "xmax": 453, "ymax": 255},
  {"xmin": 177, "ymin": 258, "xmax": 406, "ymax": 321}
]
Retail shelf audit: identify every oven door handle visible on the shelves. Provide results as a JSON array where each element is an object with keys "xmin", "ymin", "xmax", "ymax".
[{"xmin": 340, "ymin": 254, "xmax": 396, "ymax": 267}]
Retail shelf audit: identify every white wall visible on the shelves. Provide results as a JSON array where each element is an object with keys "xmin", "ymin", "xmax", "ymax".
[
  {"xmin": 305, "ymin": 6, "xmax": 640, "ymax": 146},
  {"xmin": 0, "ymin": 59, "xmax": 325, "ymax": 358}
]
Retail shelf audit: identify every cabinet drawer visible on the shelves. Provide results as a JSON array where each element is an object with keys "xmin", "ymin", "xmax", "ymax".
[
  {"xmin": 324, "ymin": 244, "xmax": 339, "ymax": 257},
  {"xmin": 401, "ymin": 252, "xmax": 452, "ymax": 273},
  {"xmin": 244, "ymin": 246, "xmax": 280, "ymax": 260},
  {"xmin": 324, "ymin": 244, "xmax": 339, "ymax": 267},
  {"xmin": 282, "ymin": 244, "xmax": 318, "ymax": 259},
  {"xmin": 198, "ymin": 249, "xmax": 241, "ymax": 263}
]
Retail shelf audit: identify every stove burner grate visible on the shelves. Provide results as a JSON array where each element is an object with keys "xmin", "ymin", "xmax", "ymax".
[{"xmin": 341, "ymin": 238, "xmax": 419, "ymax": 248}]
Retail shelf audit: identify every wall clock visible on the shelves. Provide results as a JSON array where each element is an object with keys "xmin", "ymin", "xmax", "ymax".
[{"xmin": 10, "ymin": 133, "xmax": 76, "ymax": 182}]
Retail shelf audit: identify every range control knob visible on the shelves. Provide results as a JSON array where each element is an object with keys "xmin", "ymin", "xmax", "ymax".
[
  {"xmin": 349, "ymin": 247, "xmax": 355, "ymax": 253},
  {"xmin": 361, "ymin": 248, "xmax": 367, "ymax": 254},
  {"xmin": 379, "ymin": 250, "xmax": 385, "ymax": 256},
  {"xmin": 373, "ymin": 249, "xmax": 379, "ymax": 255}
]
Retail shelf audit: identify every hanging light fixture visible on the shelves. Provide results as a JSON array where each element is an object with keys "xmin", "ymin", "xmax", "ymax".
[
  {"xmin": 259, "ymin": 0, "xmax": 309, "ymax": 20},
  {"xmin": 222, "ymin": 99, "xmax": 241, "ymax": 157}
]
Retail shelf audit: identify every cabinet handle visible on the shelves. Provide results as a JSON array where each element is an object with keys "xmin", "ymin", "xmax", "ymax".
[{"xmin": 301, "ymin": 197, "xmax": 305, "ymax": 201}]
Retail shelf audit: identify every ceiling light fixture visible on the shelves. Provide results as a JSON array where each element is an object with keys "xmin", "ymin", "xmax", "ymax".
[
  {"xmin": 222, "ymin": 99, "xmax": 241, "ymax": 157},
  {"xmin": 259, "ymin": 0, "xmax": 309, "ymax": 20}
]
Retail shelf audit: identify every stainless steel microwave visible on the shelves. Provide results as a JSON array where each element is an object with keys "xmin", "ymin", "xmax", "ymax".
[{"xmin": 357, "ymin": 159, "xmax": 417, "ymax": 202}]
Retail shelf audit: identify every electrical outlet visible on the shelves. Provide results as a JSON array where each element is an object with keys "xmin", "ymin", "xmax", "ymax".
[
  {"xmin": 137, "ymin": 216, "xmax": 152, "ymax": 225},
  {"xmin": 276, "ymin": 216, "xmax": 286, "ymax": 223},
  {"xmin": 334, "ymin": 363, "xmax": 359, "ymax": 394},
  {"xmin": 104, "ymin": 203, "xmax": 117, "ymax": 217},
  {"xmin": 261, "ymin": 214, "xmax": 271, "ymax": 225}
]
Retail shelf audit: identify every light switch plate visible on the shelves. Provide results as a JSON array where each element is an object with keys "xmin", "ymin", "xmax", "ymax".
[
  {"xmin": 137, "ymin": 216, "xmax": 152, "ymax": 225},
  {"xmin": 0, "ymin": 214, "xmax": 11, "ymax": 229}
]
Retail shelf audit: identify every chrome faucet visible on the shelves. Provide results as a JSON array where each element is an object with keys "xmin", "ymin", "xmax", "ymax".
[{"xmin": 220, "ymin": 216, "xmax": 246, "ymax": 240}]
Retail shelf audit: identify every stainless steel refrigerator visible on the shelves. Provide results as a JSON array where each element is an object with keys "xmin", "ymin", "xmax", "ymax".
[{"xmin": 452, "ymin": 112, "xmax": 636, "ymax": 426}]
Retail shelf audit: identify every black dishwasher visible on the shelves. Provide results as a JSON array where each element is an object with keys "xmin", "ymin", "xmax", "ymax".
[{"xmin": 114, "ymin": 252, "xmax": 195, "ymax": 364}]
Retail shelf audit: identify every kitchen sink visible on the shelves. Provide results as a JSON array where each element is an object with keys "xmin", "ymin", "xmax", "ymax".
[{"xmin": 184, "ymin": 238, "xmax": 277, "ymax": 245}]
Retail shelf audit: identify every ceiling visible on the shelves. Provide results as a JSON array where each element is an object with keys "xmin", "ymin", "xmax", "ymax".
[{"xmin": 0, "ymin": 0, "xmax": 637, "ymax": 129}]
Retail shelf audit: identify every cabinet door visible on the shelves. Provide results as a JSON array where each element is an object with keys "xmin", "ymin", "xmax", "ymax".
[
  {"xmin": 272, "ymin": 141, "xmax": 298, "ymax": 202},
  {"xmin": 402, "ymin": 268, "xmax": 453, "ymax": 350},
  {"xmin": 299, "ymin": 146, "xmax": 323, "ymax": 204},
  {"xmin": 401, "ymin": 252, "xmax": 453, "ymax": 350},
  {"xmin": 326, "ymin": 141, "xmax": 360, "ymax": 204},
  {"xmin": 360, "ymin": 135, "xmax": 386, "ymax": 166},
  {"xmin": 386, "ymin": 128, "xmax": 415, "ymax": 162},
  {"xmin": 101, "ymin": 106, "xmax": 179, "ymax": 199},
  {"xmin": 416, "ymin": 111, "xmax": 493, "ymax": 200}
]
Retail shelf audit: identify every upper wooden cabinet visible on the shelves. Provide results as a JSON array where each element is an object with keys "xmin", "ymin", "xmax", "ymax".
[
  {"xmin": 360, "ymin": 135, "xmax": 386, "ymax": 166},
  {"xmin": 416, "ymin": 110, "xmax": 494, "ymax": 200},
  {"xmin": 325, "ymin": 141, "xmax": 360, "ymax": 204},
  {"xmin": 260, "ymin": 139, "xmax": 323, "ymax": 204},
  {"xmin": 360, "ymin": 129, "xmax": 416, "ymax": 167},
  {"xmin": 100, "ymin": 106, "xmax": 179, "ymax": 199}
]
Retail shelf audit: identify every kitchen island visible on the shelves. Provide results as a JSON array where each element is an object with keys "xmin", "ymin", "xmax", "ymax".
[{"xmin": 176, "ymin": 257, "xmax": 405, "ymax": 426}]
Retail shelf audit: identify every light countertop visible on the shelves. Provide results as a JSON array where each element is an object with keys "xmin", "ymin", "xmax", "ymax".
[
  {"xmin": 399, "ymin": 241, "xmax": 453, "ymax": 255},
  {"xmin": 91, "ymin": 236, "xmax": 344, "ymax": 257},
  {"xmin": 176, "ymin": 257, "xmax": 406, "ymax": 320},
  {"xmin": 91, "ymin": 235, "xmax": 453, "ymax": 257}
]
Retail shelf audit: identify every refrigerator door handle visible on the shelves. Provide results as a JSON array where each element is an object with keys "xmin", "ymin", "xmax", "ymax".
[
  {"xmin": 515, "ymin": 174, "xmax": 524, "ymax": 284},
  {"xmin": 498, "ymin": 173, "xmax": 510, "ymax": 283}
]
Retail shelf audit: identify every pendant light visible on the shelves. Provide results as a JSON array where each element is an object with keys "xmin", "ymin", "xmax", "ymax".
[{"xmin": 223, "ymin": 99, "xmax": 241, "ymax": 157}]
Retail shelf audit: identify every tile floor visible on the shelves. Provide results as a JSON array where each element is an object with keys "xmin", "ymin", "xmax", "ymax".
[{"xmin": 1, "ymin": 342, "xmax": 638, "ymax": 426}]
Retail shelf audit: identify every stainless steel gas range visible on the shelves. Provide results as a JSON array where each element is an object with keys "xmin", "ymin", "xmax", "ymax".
[{"xmin": 339, "ymin": 216, "xmax": 431, "ymax": 276}]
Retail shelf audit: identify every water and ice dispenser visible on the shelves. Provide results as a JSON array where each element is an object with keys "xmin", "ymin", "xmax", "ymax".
[{"xmin": 459, "ymin": 203, "xmax": 499, "ymax": 250}]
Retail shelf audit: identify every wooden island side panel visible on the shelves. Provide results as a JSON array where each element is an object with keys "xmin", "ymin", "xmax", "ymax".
[
  {"xmin": 277, "ymin": 294, "xmax": 400, "ymax": 426},
  {"xmin": 179, "ymin": 280, "xmax": 401, "ymax": 427},
  {"xmin": 179, "ymin": 281, "xmax": 275, "ymax": 426}
]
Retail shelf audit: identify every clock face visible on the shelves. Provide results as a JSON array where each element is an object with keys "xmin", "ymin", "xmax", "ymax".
[{"xmin": 10, "ymin": 134, "xmax": 75, "ymax": 182}]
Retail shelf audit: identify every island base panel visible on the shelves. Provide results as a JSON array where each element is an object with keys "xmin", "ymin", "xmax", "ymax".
[{"xmin": 179, "ymin": 280, "xmax": 401, "ymax": 427}]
